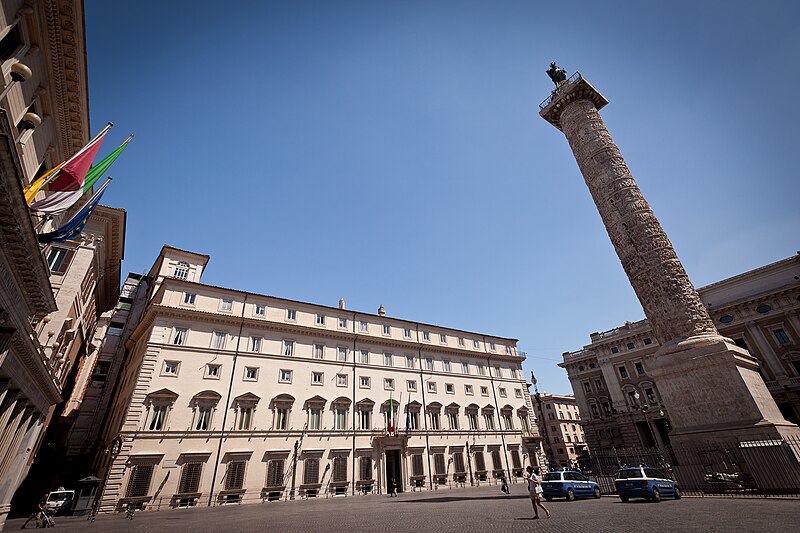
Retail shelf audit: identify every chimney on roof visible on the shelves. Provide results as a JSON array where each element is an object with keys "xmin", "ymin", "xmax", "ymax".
[
  {"xmin": 339, "ymin": 298, "xmax": 346, "ymax": 310},
  {"xmin": 378, "ymin": 304, "xmax": 386, "ymax": 316}
]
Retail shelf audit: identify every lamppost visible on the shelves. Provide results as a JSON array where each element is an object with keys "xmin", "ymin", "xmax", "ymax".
[
  {"xmin": 531, "ymin": 372, "xmax": 553, "ymax": 468},
  {"xmin": 0, "ymin": 62, "xmax": 33, "ymax": 101},
  {"xmin": 632, "ymin": 390, "xmax": 659, "ymax": 448},
  {"xmin": 465, "ymin": 439, "xmax": 474, "ymax": 486}
]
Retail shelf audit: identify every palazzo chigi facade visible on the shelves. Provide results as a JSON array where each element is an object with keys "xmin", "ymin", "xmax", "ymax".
[{"xmin": 99, "ymin": 246, "xmax": 541, "ymax": 511}]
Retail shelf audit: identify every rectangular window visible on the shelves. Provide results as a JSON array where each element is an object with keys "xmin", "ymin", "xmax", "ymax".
[
  {"xmin": 195, "ymin": 407, "xmax": 212, "ymax": 430},
  {"xmin": 430, "ymin": 412, "xmax": 440, "ymax": 430},
  {"xmin": 468, "ymin": 413, "xmax": 478, "ymax": 430},
  {"xmin": 313, "ymin": 344, "xmax": 324, "ymax": 359},
  {"xmin": 412, "ymin": 455, "xmax": 424, "ymax": 476},
  {"xmin": 283, "ymin": 340, "xmax": 294, "ymax": 356},
  {"xmin": 491, "ymin": 450, "xmax": 502, "ymax": 470},
  {"xmin": 611, "ymin": 346, "xmax": 619, "ymax": 354},
  {"xmin": 360, "ymin": 456, "xmax": 373, "ymax": 480},
  {"xmin": 304, "ymin": 458, "xmax": 320, "ymax": 485},
  {"xmin": 173, "ymin": 261, "xmax": 189, "ymax": 280},
  {"xmin": 221, "ymin": 299, "xmax": 233, "ymax": 311},
  {"xmin": 287, "ymin": 309, "xmax": 296, "ymax": 320},
  {"xmin": 250, "ymin": 336, "xmax": 262, "ymax": 352},
  {"xmin": 275, "ymin": 408, "xmax": 289, "ymax": 430},
  {"xmin": 384, "ymin": 378, "xmax": 395, "ymax": 390},
  {"xmin": 335, "ymin": 408, "xmax": 347, "ymax": 429},
  {"xmin": 458, "ymin": 337, "xmax": 465, "ymax": 346},
  {"xmin": 360, "ymin": 321, "xmax": 368, "ymax": 332},
  {"xmin": 333, "ymin": 457, "xmax": 347, "ymax": 482},
  {"xmin": 337, "ymin": 374, "xmax": 347, "ymax": 387},
  {"xmin": 312, "ymin": 371, "xmax": 324, "ymax": 385},
  {"xmin": 447, "ymin": 412, "xmax": 458, "ymax": 430},
  {"xmin": 108, "ymin": 322, "xmax": 124, "ymax": 336},
  {"xmin": 384, "ymin": 353, "xmax": 393, "ymax": 367},
  {"xmin": 427, "ymin": 382, "xmax": 437, "ymax": 393},
  {"xmin": 225, "ymin": 461, "xmax": 246, "ymax": 491},
  {"xmin": 489, "ymin": 342, "xmax": 496, "ymax": 351},
  {"xmin": 173, "ymin": 327, "xmax": 187, "ymax": 345},
  {"xmin": 206, "ymin": 364, "xmax": 220, "ymax": 378},
  {"xmin": 498, "ymin": 388, "xmax": 507, "ymax": 398},
  {"xmin": 439, "ymin": 334, "xmax": 447, "ymax": 344},
  {"xmin": 627, "ymin": 342, "xmax": 635, "ymax": 350},
  {"xmin": 266, "ymin": 460, "xmax": 284, "ymax": 487},
  {"xmin": 510, "ymin": 450, "xmax": 522, "ymax": 469},
  {"xmin": 473, "ymin": 339, "xmax": 480, "ymax": 349},
  {"xmin": 583, "ymin": 382, "xmax": 591, "ymax": 393},
  {"xmin": 383, "ymin": 324, "xmax": 391, "ymax": 335},
  {"xmin": 254, "ymin": 304, "xmax": 266, "ymax": 316},
  {"xmin": 212, "ymin": 332, "xmax": 226, "ymax": 350},
  {"xmin": 494, "ymin": 366, "xmax": 502, "ymax": 378},
  {"xmin": 46, "ymin": 247, "xmax": 74, "ymax": 274},
  {"xmin": 643, "ymin": 337, "xmax": 653, "ymax": 345},
  {"xmin": 360, "ymin": 409, "xmax": 371, "ymax": 429},
  {"xmin": 339, "ymin": 317, "xmax": 347, "ymax": 328},
  {"xmin": 338, "ymin": 347, "xmax": 348, "ymax": 362},
  {"xmin": 594, "ymin": 379, "xmax": 603, "ymax": 390},
  {"xmin": 514, "ymin": 389, "xmax": 523, "ymax": 398},
  {"xmin": 465, "ymin": 384, "xmax": 473, "ymax": 395},
  {"xmin": 406, "ymin": 355, "xmax": 415, "ymax": 368},
  {"xmin": 309, "ymin": 409, "xmax": 321, "ymax": 429},
  {"xmin": 315, "ymin": 313, "xmax": 325, "ymax": 325},
  {"xmin": 149, "ymin": 405, "xmax": 168, "ymax": 430},
  {"xmin": 163, "ymin": 361, "xmax": 179, "ymax": 375},
  {"xmin": 461, "ymin": 362, "xmax": 470, "ymax": 374},
  {"xmin": 478, "ymin": 364, "xmax": 486, "ymax": 376},
  {"xmin": 407, "ymin": 380, "xmax": 417, "ymax": 392},
  {"xmin": 445, "ymin": 383, "xmax": 455, "ymax": 394},
  {"xmin": 774, "ymin": 329, "xmax": 791, "ymax": 345},
  {"xmin": 434, "ymin": 454, "xmax": 446, "ymax": 475},
  {"xmin": 425, "ymin": 358, "xmax": 433, "ymax": 371},
  {"xmin": 244, "ymin": 367, "xmax": 258, "ymax": 381},
  {"xmin": 238, "ymin": 407, "xmax": 252, "ymax": 430},
  {"xmin": 360, "ymin": 376, "xmax": 371, "ymax": 388},
  {"xmin": 126, "ymin": 464, "xmax": 154, "ymax": 498},
  {"xmin": 484, "ymin": 414, "xmax": 495, "ymax": 430},
  {"xmin": 279, "ymin": 369, "xmax": 292, "ymax": 383},
  {"xmin": 480, "ymin": 386, "xmax": 488, "ymax": 396},
  {"xmin": 618, "ymin": 365, "xmax": 628, "ymax": 379},
  {"xmin": 422, "ymin": 331, "xmax": 430, "ymax": 341},
  {"xmin": 404, "ymin": 327, "xmax": 412, "ymax": 338},
  {"xmin": 360, "ymin": 350, "xmax": 369, "ymax": 364},
  {"xmin": 443, "ymin": 360, "xmax": 451, "ymax": 372},
  {"xmin": 635, "ymin": 361, "xmax": 645, "ymax": 375},
  {"xmin": 183, "ymin": 292, "xmax": 196, "ymax": 305},
  {"xmin": 178, "ymin": 462, "xmax": 203, "ymax": 494},
  {"xmin": 409, "ymin": 411, "xmax": 419, "ymax": 430},
  {"xmin": 505, "ymin": 345, "xmax": 512, "ymax": 354}
]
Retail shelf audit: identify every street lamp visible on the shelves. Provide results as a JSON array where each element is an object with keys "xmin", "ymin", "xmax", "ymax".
[
  {"xmin": 633, "ymin": 390, "xmax": 658, "ymax": 448},
  {"xmin": 0, "ymin": 61, "xmax": 33, "ymax": 101}
]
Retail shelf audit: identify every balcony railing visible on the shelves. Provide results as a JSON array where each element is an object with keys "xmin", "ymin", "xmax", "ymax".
[{"xmin": 538, "ymin": 71, "xmax": 582, "ymax": 110}]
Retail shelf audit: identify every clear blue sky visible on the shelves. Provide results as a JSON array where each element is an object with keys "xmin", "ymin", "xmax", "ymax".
[{"xmin": 84, "ymin": 0, "xmax": 799, "ymax": 395}]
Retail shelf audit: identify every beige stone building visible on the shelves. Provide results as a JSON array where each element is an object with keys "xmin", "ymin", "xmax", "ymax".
[
  {"xmin": 560, "ymin": 254, "xmax": 800, "ymax": 451},
  {"xmin": 96, "ymin": 246, "xmax": 541, "ymax": 511},
  {"xmin": 0, "ymin": 1, "xmax": 125, "ymax": 525},
  {"xmin": 532, "ymin": 394, "xmax": 586, "ymax": 467}
]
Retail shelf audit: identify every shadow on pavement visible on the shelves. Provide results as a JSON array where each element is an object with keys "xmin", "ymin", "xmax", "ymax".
[{"xmin": 397, "ymin": 495, "xmax": 527, "ymax": 504}]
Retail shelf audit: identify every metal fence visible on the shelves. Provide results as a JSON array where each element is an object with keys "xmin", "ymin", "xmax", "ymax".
[{"xmin": 577, "ymin": 436, "xmax": 800, "ymax": 498}]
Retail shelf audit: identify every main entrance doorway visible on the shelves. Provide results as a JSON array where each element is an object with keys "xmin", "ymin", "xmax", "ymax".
[{"xmin": 385, "ymin": 449, "xmax": 403, "ymax": 493}]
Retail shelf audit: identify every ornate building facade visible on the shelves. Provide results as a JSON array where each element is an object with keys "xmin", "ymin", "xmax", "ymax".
[
  {"xmin": 0, "ymin": 1, "xmax": 125, "ymax": 525},
  {"xmin": 560, "ymin": 254, "xmax": 800, "ymax": 451},
  {"xmin": 533, "ymin": 394, "xmax": 586, "ymax": 467},
  {"xmin": 97, "ymin": 246, "xmax": 541, "ymax": 511}
]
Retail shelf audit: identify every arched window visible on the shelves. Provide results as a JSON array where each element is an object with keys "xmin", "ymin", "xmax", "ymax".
[
  {"xmin": 270, "ymin": 394, "xmax": 295, "ymax": 430},
  {"xmin": 304, "ymin": 395, "xmax": 327, "ymax": 430},
  {"xmin": 191, "ymin": 390, "xmax": 221, "ymax": 430},
  {"xmin": 332, "ymin": 397, "xmax": 351, "ymax": 430},
  {"xmin": 144, "ymin": 388, "xmax": 178, "ymax": 431},
  {"xmin": 233, "ymin": 392, "xmax": 260, "ymax": 430},
  {"xmin": 174, "ymin": 261, "xmax": 189, "ymax": 280},
  {"xmin": 426, "ymin": 402, "xmax": 442, "ymax": 431},
  {"xmin": 356, "ymin": 398, "xmax": 374, "ymax": 430}
]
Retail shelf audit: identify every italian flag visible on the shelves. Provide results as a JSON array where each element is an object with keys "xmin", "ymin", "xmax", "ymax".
[
  {"xmin": 29, "ymin": 125, "xmax": 131, "ymax": 214},
  {"xmin": 389, "ymin": 392, "xmax": 395, "ymax": 435}
]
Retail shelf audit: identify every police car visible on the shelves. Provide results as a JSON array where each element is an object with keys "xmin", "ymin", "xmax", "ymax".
[
  {"xmin": 541, "ymin": 470, "xmax": 602, "ymax": 501},
  {"xmin": 614, "ymin": 466, "xmax": 681, "ymax": 502}
]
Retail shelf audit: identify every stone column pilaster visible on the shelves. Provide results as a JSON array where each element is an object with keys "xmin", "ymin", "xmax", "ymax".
[{"xmin": 745, "ymin": 321, "xmax": 789, "ymax": 381}]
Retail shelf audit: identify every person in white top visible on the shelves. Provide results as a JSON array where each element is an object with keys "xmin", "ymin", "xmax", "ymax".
[{"xmin": 524, "ymin": 466, "xmax": 551, "ymax": 519}]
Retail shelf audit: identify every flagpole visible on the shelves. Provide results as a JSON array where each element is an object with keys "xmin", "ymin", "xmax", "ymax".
[
  {"xmin": 58, "ymin": 177, "xmax": 112, "ymax": 221},
  {"xmin": 38, "ymin": 122, "xmax": 113, "ymax": 190}
]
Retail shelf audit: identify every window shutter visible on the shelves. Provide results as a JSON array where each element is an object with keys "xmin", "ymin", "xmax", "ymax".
[
  {"xmin": 178, "ymin": 462, "xmax": 203, "ymax": 493},
  {"xmin": 225, "ymin": 461, "xmax": 246, "ymax": 490},
  {"xmin": 125, "ymin": 464, "xmax": 154, "ymax": 497},
  {"xmin": 412, "ymin": 455, "xmax": 424, "ymax": 476},
  {"xmin": 434, "ymin": 453, "xmax": 445, "ymax": 474},
  {"xmin": 303, "ymin": 458, "xmax": 320, "ymax": 484}
]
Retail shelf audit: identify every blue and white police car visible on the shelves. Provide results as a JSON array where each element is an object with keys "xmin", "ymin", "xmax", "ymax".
[
  {"xmin": 614, "ymin": 466, "xmax": 681, "ymax": 502},
  {"xmin": 541, "ymin": 470, "xmax": 602, "ymax": 501}
]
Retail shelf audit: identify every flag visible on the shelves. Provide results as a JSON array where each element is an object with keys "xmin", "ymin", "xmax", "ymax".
[
  {"xmin": 37, "ymin": 178, "xmax": 111, "ymax": 243},
  {"xmin": 405, "ymin": 393, "xmax": 411, "ymax": 435},
  {"xmin": 30, "ymin": 129, "xmax": 131, "ymax": 213},
  {"xmin": 23, "ymin": 162, "xmax": 65, "ymax": 204}
]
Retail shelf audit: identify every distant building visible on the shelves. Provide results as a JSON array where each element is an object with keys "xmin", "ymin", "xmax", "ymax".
[
  {"xmin": 92, "ymin": 246, "xmax": 542, "ymax": 512},
  {"xmin": 560, "ymin": 254, "xmax": 800, "ymax": 451},
  {"xmin": 532, "ymin": 394, "xmax": 587, "ymax": 467}
]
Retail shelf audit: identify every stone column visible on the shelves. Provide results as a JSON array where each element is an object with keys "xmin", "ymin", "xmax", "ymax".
[
  {"xmin": 540, "ymin": 72, "xmax": 799, "ymax": 445},
  {"xmin": 744, "ymin": 322, "xmax": 789, "ymax": 382}
]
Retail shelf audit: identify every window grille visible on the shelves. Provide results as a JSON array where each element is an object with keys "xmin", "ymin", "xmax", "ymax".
[
  {"xmin": 333, "ymin": 457, "xmax": 347, "ymax": 482},
  {"xmin": 225, "ymin": 461, "xmax": 246, "ymax": 490},
  {"xmin": 359, "ymin": 457, "xmax": 372, "ymax": 480},
  {"xmin": 304, "ymin": 458, "xmax": 320, "ymax": 484},
  {"xmin": 412, "ymin": 455, "xmax": 424, "ymax": 476},
  {"xmin": 266, "ymin": 459, "xmax": 284, "ymax": 487},
  {"xmin": 453, "ymin": 453, "xmax": 465, "ymax": 474},
  {"xmin": 511, "ymin": 450, "xmax": 522, "ymax": 469},
  {"xmin": 433, "ymin": 453, "xmax": 446, "ymax": 475},
  {"xmin": 491, "ymin": 450, "xmax": 502, "ymax": 470},
  {"xmin": 125, "ymin": 464, "xmax": 154, "ymax": 497},
  {"xmin": 178, "ymin": 462, "xmax": 203, "ymax": 493},
  {"xmin": 474, "ymin": 452, "xmax": 486, "ymax": 471}
]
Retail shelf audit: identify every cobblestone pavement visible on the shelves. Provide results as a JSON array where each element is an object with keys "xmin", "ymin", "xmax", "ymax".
[{"xmin": 7, "ymin": 485, "xmax": 800, "ymax": 533}]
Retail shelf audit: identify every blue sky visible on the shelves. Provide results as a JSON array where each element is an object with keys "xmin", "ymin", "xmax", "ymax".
[{"xmin": 84, "ymin": 0, "xmax": 799, "ymax": 395}]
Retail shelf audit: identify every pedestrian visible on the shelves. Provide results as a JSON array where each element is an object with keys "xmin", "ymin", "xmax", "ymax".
[
  {"xmin": 525, "ymin": 466, "xmax": 550, "ymax": 519},
  {"xmin": 389, "ymin": 477, "xmax": 397, "ymax": 497},
  {"xmin": 20, "ymin": 493, "xmax": 48, "ymax": 529},
  {"xmin": 500, "ymin": 473, "xmax": 509, "ymax": 494}
]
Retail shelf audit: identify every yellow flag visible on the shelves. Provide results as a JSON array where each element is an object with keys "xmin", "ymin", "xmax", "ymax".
[{"xmin": 23, "ymin": 162, "xmax": 64, "ymax": 204}]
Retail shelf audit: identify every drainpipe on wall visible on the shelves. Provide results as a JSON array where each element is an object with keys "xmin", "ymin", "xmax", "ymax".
[
  {"xmin": 416, "ymin": 324, "xmax": 434, "ymax": 491},
  {"xmin": 485, "ymin": 336, "xmax": 513, "ymax": 487},
  {"xmin": 351, "ymin": 311, "xmax": 357, "ymax": 496},
  {"xmin": 207, "ymin": 293, "xmax": 248, "ymax": 506}
]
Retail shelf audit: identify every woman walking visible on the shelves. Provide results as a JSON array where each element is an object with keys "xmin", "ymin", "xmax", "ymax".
[{"xmin": 525, "ymin": 466, "xmax": 550, "ymax": 519}]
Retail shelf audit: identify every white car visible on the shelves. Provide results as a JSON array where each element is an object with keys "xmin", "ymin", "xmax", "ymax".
[{"xmin": 46, "ymin": 490, "xmax": 75, "ymax": 514}]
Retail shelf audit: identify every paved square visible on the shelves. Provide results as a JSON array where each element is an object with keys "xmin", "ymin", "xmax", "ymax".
[{"xmin": 8, "ymin": 485, "xmax": 800, "ymax": 532}]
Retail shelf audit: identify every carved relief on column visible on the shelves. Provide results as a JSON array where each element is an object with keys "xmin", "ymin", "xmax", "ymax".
[{"xmin": 558, "ymin": 98, "xmax": 718, "ymax": 344}]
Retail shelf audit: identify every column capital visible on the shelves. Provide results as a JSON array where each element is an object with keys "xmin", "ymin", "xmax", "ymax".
[{"xmin": 539, "ymin": 73, "xmax": 608, "ymax": 131}]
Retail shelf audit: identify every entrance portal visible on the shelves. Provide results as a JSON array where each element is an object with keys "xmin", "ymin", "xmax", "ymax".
[{"xmin": 384, "ymin": 449, "xmax": 402, "ymax": 494}]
